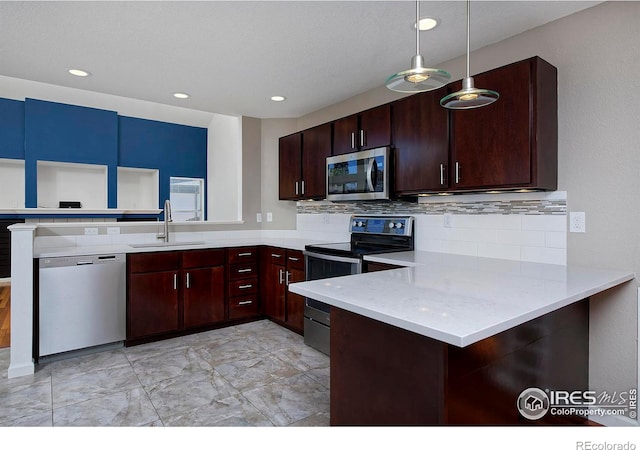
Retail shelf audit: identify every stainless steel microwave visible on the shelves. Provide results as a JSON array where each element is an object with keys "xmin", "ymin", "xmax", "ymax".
[{"xmin": 326, "ymin": 147, "xmax": 390, "ymax": 201}]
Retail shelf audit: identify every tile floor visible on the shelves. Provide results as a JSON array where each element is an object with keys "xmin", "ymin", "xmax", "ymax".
[{"xmin": 0, "ymin": 320, "xmax": 330, "ymax": 426}]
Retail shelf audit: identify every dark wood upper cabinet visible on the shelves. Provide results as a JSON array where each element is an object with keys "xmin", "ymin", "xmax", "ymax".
[
  {"xmin": 333, "ymin": 104, "xmax": 391, "ymax": 155},
  {"xmin": 278, "ymin": 123, "xmax": 332, "ymax": 200},
  {"xmin": 278, "ymin": 132, "xmax": 302, "ymax": 200},
  {"xmin": 448, "ymin": 56, "xmax": 557, "ymax": 191},
  {"xmin": 392, "ymin": 87, "xmax": 449, "ymax": 194}
]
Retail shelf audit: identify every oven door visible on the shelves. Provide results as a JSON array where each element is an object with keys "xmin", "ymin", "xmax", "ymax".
[{"xmin": 303, "ymin": 250, "xmax": 362, "ymax": 355}]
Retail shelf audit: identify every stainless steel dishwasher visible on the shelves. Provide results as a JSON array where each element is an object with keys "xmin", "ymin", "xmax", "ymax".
[{"xmin": 38, "ymin": 254, "xmax": 126, "ymax": 358}]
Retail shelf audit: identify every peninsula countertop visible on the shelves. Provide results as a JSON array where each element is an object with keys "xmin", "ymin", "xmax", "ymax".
[{"xmin": 288, "ymin": 251, "xmax": 635, "ymax": 347}]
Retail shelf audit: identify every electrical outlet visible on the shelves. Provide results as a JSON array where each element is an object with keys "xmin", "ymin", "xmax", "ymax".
[
  {"xmin": 84, "ymin": 227, "xmax": 98, "ymax": 235},
  {"xmin": 569, "ymin": 212, "xmax": 586, "ymax": 233},
  {"xmin": 267, "ymin": 212, "xmax": 273, "ymax": 222},
  {"xmin": 256, "ymin": 213, "xmax": 262, "ymax": 223},
  {"xmin": 106, "ymin": 227, "xmax": 120, "ymax": 235},
  {"xmin": 444, "ymin": 213, "xmax": 453, "ymax": 228}
]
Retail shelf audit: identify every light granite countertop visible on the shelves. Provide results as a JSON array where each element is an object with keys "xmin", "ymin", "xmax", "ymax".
[{"xmin": 289, "ymin": 251, "xmax": 635, "ymax": 347}]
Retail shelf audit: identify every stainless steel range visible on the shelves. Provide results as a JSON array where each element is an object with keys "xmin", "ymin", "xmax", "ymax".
[{"xmin": 303, "ymin": 215, "xmax": 414, "ymax": 355}]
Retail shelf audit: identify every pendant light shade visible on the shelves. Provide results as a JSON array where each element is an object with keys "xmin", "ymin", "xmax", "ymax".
[
  {"xmin": 386, "ymin": 1, "xmax": 450, "ymax": 93},
  {"xmin": 441, "ymin": 0, "xmax": 499, "ymax": 109}
]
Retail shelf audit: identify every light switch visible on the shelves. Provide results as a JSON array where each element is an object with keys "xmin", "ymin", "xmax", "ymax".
[
  {"xmin": 107, "ymin": 227, "xmax": 120, "ymax": 235},
  {"xmin": 267, "ymin": 212, "xmax": 273, "ymax": 222},
  {"xmin": 84, "ymin": 227, "xmax": 98, "ymax": 235}
]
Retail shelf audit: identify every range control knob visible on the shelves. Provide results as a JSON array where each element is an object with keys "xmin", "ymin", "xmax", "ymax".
[
  {"xmin": 357, "ymin": 221, "xmax": 364, "ymax": 227},
  {"xmin": 395, "ymin": 222, "xmax": 404, "ymax": 229},
  {"xmin": 352, "ymin": 221, "xmax": 358, "ymax": 227},
  {"xmin": 388, "ymin": 222, "xmax": 395, "ymax": 229}
]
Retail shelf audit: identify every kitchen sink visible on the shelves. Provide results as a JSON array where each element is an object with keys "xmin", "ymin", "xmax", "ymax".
[{"xmin": 129, "ymin": 241, "xmax": 206, "ymax": 248}]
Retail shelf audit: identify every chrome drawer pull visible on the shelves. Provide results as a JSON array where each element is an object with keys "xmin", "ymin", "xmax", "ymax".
[
  {"xmin": 238, "ymin": 284, "xmax": 253, "ymax": 289},
  {"xmin": 237, "ymin": 268, "xmax": 252, "ymax": 273},
  {"xmin": 288, "ymin": 257, "xmax": 299, "ymax": 262},
  {"xmin": 238, "ymin": 300, "xmax": 253, "ymax": 306},
  {"xmin": 271, "ymin": 253, "xmax": 283, "ymax": 258},
  {"xmin": 238, "ymin": 252, "xmax": 252, "ymax": 257}
]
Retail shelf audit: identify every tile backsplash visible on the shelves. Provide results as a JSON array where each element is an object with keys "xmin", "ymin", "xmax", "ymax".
[{"xmin": 297, "ymin": 191, "xmax": 567, "ymax": 265}]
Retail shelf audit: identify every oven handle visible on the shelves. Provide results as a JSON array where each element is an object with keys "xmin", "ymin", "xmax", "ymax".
[{"xmin": 303, "ymin": 250, "xmax": 363, "ymax": 266}]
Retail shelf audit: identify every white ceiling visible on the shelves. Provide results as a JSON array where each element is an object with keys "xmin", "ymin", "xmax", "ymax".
[{"xmin": 0, "ymin": 1, "xmax": 600, "ymax": 119}]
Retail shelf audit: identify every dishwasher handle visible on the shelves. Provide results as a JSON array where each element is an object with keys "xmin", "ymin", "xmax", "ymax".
[{"xmin": 39, "ymin": 254, "xmax": 125, "ymax": 269}]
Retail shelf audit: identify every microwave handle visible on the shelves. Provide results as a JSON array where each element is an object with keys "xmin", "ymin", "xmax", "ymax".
[{"xmin": 366, "ymin": 158, "xmax": 376, "ymax": 192}]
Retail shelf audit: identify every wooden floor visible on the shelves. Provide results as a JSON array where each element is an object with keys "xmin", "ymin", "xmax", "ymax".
[{"xmin": 0, "ymin": 285, "xmax": 10, "ymax": 348}]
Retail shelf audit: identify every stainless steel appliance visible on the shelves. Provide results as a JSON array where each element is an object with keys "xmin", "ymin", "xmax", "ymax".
[
  {"xmin": 303, "ymin": 215, "xmax": 414, "ymax": 355},
  {"xmin": 326, "ymin": 147, "xmax": 390, "ymax": 201},
  {"xmin": 38, "ymin": 254, "xmax": 126, "ymax": 359}
]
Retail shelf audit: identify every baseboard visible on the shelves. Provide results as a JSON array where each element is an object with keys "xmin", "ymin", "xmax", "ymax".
[{"xmin": 589, "ymin": 414, "xmax": 639, "ymax": 427}]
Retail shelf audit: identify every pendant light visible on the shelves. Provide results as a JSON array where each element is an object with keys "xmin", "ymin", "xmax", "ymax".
[
  {"xmin": 440, "ymin": 0, "xmax": 499, "ymax": 109},
  {"xmin": 386, "ymin": 1, "xmax": 450, "ymax": 93}
]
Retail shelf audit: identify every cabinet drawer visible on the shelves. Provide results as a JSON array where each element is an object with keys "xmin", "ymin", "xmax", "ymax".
[
  {"xmin": 182, "ymin": 249, "xmax": 224, "ymax": 269},
  {"xmin": 128, "ymin": 251, "xmax": 180, "ymax": 273},
  {"xmin": 228, "ymin": 263, "xmax": 258, "ymax": 280},
  {"xmin": 268, "ymin": 248, "xmax": 286, "ymax": 266},
  {"xmin": 227, "ymin": 278, "xmax": 258, "ymax": 297},
  {"xmin": 228, "ymin": 296, "xmax": 259, "ymax": 320},
  {"xmin": 227, "ymin": 247, "xmax": 258, "ymax": 265},
  {"xmin": 286, "ymin": 250, "xmax": 304, "ymax": 271}
]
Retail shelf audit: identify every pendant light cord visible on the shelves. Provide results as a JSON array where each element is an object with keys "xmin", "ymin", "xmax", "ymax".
[
  {"xmin": 415, "ymin": 0, "xmax": 420, "ymax": 57},
  {"xmin": 465, "ymin": 0, "xmax": 470, "ymax": 78}
]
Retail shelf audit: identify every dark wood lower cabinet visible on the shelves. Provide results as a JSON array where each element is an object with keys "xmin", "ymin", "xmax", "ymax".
[
  {"xmin": 183, "ymin": 266, "xmax": 225, "ymax": 328},
  {"xmin": 128, "ymin": 271, "xmax": 179, "ymax": 339},
  {"xmin": 330, "ymin": 300, "xmax": 589, "ymax": 426}
]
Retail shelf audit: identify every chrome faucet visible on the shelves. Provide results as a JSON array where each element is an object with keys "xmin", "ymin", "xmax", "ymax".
[{"xmin": 157, "ymin": 199, "xmax": 172, "ymax": 242}]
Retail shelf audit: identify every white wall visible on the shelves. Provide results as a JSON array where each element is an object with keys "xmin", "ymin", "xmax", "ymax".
[{"xmin": 207, "ymin": 113, "xmax": 242, "ymax": 221}]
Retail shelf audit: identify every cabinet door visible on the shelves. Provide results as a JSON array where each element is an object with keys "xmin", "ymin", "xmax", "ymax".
[
  {"xmin": 183, "ymin": 266, "xmax": 225, "ymax": 328},
  {"xmin": 359, "ymin": 104, "xmax": 391, "ymax": 151},
  {"xmin": 285, "ymin": 267, "xmax": 305, "ymax": 334},
  {"xmin": 301, "ymin": 123, "xmax": 332, "ymax": 199},
  {"xmin": 450, "ymin": 59, "xmax": 532, "ymax": 190},
  {"xmin": 279, "ymin": 132, "xmax": 302, "ymax": 200},
  {"xmin": 266, "ymin": 263, "xmax": 286, "ymax": 322},
  {"xmin": 393, "ymin": 88, "xmax": 449, "ymax": 194},
  {"xmin": 332, "ymin": 114, "xmax": 358, "ymax": 155},
  {"xmin": 128, "ymin": 271, "xmax": 179, "ymax": 339}
]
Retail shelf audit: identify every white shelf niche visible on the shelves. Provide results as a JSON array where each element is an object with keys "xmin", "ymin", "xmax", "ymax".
[
  {"xmin": 117, "ymin": 167, "xmax": 159, "ymax": 210},
  {"xmin": 37, "ymin": 160, "xmax": 108, "ymax": 209},
  {"xmin": 0, "ymin": 158, "xmax": 25, "ymax": 208}
]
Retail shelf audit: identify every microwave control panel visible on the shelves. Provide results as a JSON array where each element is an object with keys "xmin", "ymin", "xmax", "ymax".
[{"xmin": 350, "ymin": 216, "xmax": 413, "ymax": 236}]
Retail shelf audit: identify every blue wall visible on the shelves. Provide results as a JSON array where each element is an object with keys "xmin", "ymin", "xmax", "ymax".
[
  {"xmin": 0, "ymin": 97, "xmax": 208, "ymax": 215},
  {"xmin": 0, "ymin": 98, "xmax": 25, "ymax": 160},
  {"xmin": 24, "ymin": 99, "xmax": 119, "ymax": 207},
  {"xmin": 118, "ymin": 116, "xmax": 207, "ymax": 212}
]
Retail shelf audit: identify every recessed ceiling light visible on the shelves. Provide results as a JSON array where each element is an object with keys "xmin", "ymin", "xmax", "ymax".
[
  {"xmin": 173, "ymin": 92, "xmax": 190, "ymax": 99},
  {"xmin": 68, "ymin": 69, "xmax": 90, "ymax": 77},
  {"xmin": 414, "ymin": 17, "xmax": 439, "ymax": 31},
  {"xmin": 271, "ymin": 96, "xmax": 286, "ymax": 102}
]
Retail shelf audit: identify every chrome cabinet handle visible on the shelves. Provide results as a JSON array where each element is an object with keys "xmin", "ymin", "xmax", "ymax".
[
  {"xmin": 271, "ymin": 253, "xmax": 283, "ymax": 258},
  {"xmin": 455, "ymin": 162, "xmax": 461, "ymax": 184},
  {"xmin": 279, "ymin": 268, "xmax": 284, "ymax": 284},
  {"xmin": 173, "ymin": 273, "xmax": 177, "ymax": 290},
  {"xmin": 237, "ymin": 268, "xmax": 252, "ymax": 273},
  {"xmin": 360, "ymin": 129, "xmax": 365, "ymax": 147},
  {"xmin": 186, "ymin": 272, "xmax": 190, "ymax": 289},
  {"xmin": 238, "ymin": 300, "xmax": 253, "ymax": 306},
  {"xmin": 351, "ymin": 132, "xmax": 355, "ymax": 149},
  {"xmin": 440, "ymin": 163, "xmax": 445, "ymax": 186},
  {"xmin": 238, "ymin": 284, "xmax": 253, "ymax": 289},
  {"xmin": 288, "ymin": 257, "xmax": 299, "ymax": 262},
  {"xmin": 301, "ymin": 180, "xmax": 305, "ymax": 195},
  {"xmin": 238, "ymin": 252, "xmax": 252, "ymax": 257},
  {"xmin": 295, "ymin": 181, "xmax": 299, "ymax": 195},
  {"xmin": 285, "ymin": 271, "xmax": 291, "ymax": 286}
]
